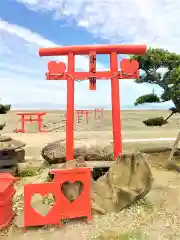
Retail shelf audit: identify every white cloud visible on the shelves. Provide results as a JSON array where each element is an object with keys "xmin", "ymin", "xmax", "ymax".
[
  {"xmin": 0, "ymin": 14, "xmax": 173, "ymax": 109},
  {"xmin": 16, "ymin": 0, "xmax": 180, "ymax": 53},
  {"xmin": 0, "ymin": 18, "xmax": 109, "ymax": 108}
]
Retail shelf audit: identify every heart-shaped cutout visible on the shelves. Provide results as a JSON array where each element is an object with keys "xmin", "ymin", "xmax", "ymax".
[
  {"xmin": 61, "ymin": 181, "xmax": 84, "ymax": 203},
  {"xmin": 120, "ymin": 59, "xmax": 139, "ymax": 75},
  {"xmin": 48, "ymin": 61, "xmax": 66, "ymax": 74},
  {"xmin": 31, "ymin": 193, "xmax": 55, "ymax": 216}
]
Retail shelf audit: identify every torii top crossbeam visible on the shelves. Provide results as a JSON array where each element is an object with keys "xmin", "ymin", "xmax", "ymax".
[{"xmin": 39, "ymin": 44, "xmax": 146, "ymax": 56}]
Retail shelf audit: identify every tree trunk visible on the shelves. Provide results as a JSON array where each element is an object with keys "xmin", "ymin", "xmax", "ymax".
[
  {"xmin": 168, "ymin": 131, "xmax": 180, "ymax": 162},
  {"xmin": 172, "ymin": 97, "xmax": 180, "ymax": 113}
]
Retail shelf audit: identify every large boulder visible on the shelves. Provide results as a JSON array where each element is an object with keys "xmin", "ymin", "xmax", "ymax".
[
  {"xmin": 41, "ymin": 140, "xmax": 105, "ymax": 164},
  {"xmin": 91, "ymin": 152, "xmax": 153, "ymax": 214},
  {"xmin": 53, "ymin": 152, "xmax": 153, "ymax": 214},
  {"xmin": 41, "ymin": 140, "xmax": 66, "ymax": 164}
]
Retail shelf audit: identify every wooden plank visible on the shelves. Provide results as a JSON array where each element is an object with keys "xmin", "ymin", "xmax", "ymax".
[
  {"xmin": 86, "ymin": 161, "xmax": 114, "ymax": 168},
  {"xmin": 50, "ymin": 161, "xmax": 114, "ymax": 170}
]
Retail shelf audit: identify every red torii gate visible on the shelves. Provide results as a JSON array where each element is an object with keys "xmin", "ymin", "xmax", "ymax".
[{"xmin": 39, "ymin": 44, "xmax": 146, "ymax": 160}]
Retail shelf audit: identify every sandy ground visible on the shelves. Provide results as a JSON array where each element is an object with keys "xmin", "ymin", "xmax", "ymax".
[
  {"xmin": 0, "ymin": 110, "xmax": 180, "ymax": 239},
  {"xmin": 1, "ymin": 110, "xmax": 179, "ymax": 159}
]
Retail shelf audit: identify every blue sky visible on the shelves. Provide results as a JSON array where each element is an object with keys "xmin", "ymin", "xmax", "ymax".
[{"xmin": 0, "ymin": 0, "xmax": 179, "ymax": 110}]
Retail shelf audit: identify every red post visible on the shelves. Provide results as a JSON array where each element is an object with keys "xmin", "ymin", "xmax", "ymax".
[
  {"xmin": 101, "ymin": 108, "xmax": 104, "ymax": 117},
  {"xmin": 94, "ymin": 108, "xmax": 103, "ymax": 120},
  {"xmin": 37, "ymin": 115, "xmax": 42, "ymax": 132},
  {"xmin": 94, "ymin": 109, "xmax": 97, "ymax": 120},
  {"xmin": 84, "ymin": 110, "xmax": 90, "ymax": 124},
  {"xmin": 66, "ymin": 52, "xmax": 75, "ymax": 161},
  {"xmin": 75, "ymin": 110, "xmax": 82, "ymax": 123},
  {"xmin": 21, "ymin": 115, "xmax": 25, "ymax": 133},
  {"xmin": 110, "ymin": 52, "xmax": 122, "ymax": 159}
]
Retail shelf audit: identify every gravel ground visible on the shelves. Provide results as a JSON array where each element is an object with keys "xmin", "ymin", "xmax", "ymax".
[
  {"xmin": 1, "ymin": 166, "xmax": 180, "ymax": 240},
  {"xmin": 0, "ymin": 110, "xmax": 179, "ymax": 239}
]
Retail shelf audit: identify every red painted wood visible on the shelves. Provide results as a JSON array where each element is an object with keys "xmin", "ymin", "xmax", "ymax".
[
  {"xmin": 24, "ymin": 168, "xmax": 92, "ymax": 227},
  {"xmin": 50, "ymin": 168, "xmax": 92, "ymax": 222},
  {"xmin": 46, "ymin": 70, "xmax": 139, "ymax": 80},
  {"xmin": 94, "ymin": 108, "xmax": 104, "ymax": 119},
  {"xmin": 110, "ymin": 52, "xmax": 122, "ymax": 159},
  {"xmin": 24, "ymin": 182, "xmax": 61, "ymax": 227},
  {"xmin": 15, "ymin": 112, "xmax": 47, "ymax": 133},
  {"xmin": 75, "ymin": 110, "xmax": 91, "ymax": 124},
  {"xmin": 39, "ymin": 44, "xmax": 146, "ymax": 56},
  {"xmin": 0, "ymin": 174, "xmax": 18, "ymax": 229},
  {"xmin": 39, "ymin": 44, "xmax": 146, "ymax": 161},
  {"xmin": 66, "ymin": 53, "xmax": 75, "ymax": 161},
  {"xmin": 89, "ymin": 51, "xmax": 96, "ymax": 90}
]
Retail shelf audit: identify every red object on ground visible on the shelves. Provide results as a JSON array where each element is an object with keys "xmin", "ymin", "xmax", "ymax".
[
  {"xmin": 24, "ymin": 182, "xmax": 62, "ymax": 227},
  {"xmin": 39, "ymin": 44, "xmax": 146, "ymax": 160},
  {"xmin": 24, "ymin": 168, "xmax": 92, "ymax": 227},
  {"xmin": 15, "ymin": 112, "xmax": 47, "ymax": 133},
  {"xmin": 94, "ymin": 108, "xmax": 104, "ymax": 119},
  {"xmin": 50, "ymin": 168, "xmax": 92, "ymax": 222},
  {"xmin": 0, "ymin": 173, "xmax": 19, "ymax": 229}
]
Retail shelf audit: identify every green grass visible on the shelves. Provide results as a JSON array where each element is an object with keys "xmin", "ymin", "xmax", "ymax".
[
  {"xmin": 15, "ymin": 167, "xmax": 43, "ymax": 177},
  {"xmin": 95, "ymin": 230, "xmax": 148, "ymax": 240},
  {"xmin": 42, "ymin": 193, "xmax": 54, "ymax": 206}
]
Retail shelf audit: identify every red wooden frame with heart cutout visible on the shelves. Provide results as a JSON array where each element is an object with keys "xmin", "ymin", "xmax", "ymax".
[
  {"xmin": 39, "ymin": 44, "xmax": 146, "ymax": 161},
  {"xmin": 24, "ymin": 182, "xmax": 61, "ymax": 227},
  {"xmin": 50, "ymin": 168, "xmax": 92, "ymax": 222},
  {"xmin": 24, "ymin": 168, "xmax": 92, "ymax": 227}
]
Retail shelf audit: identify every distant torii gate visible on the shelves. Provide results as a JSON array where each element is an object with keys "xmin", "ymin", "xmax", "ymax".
[{"xmin": 39, "ymin": 44, "xmax": 146, "ymax": 160}]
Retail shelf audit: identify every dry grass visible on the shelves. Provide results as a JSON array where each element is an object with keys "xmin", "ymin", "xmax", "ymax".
[
  {"xmin": 2, "ymin": 109, "xmax": 179, "ymax": 135},
  {"xmin": 95, "ymin": 230, "xmax": 147, "ymax": 240}
]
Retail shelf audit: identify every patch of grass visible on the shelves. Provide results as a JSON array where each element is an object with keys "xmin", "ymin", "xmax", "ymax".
[
  {"xmin": 95, "ymin": 230, "xmax": 148, "ymax": 240},
  {"xmin": 16, "ymin": 167, "xmax": 43, "ymax": 177},
  {"xmin": 42, "ymin": 193, "xmax": 54, "ymax": 206}
]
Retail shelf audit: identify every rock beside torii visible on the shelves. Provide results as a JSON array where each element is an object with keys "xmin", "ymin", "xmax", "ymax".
[{"xmin": 60, "ymin": 152, "xmax": 153, "ymax": 214}]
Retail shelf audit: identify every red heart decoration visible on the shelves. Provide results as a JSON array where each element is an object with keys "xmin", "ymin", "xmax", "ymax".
[
  {"xmin": 120, "ymin": 59, "xmax": 139, "ymax": 75},
  {"xmin": 48, "ymin": 61, "xmax": 66, "ymax": 74}
]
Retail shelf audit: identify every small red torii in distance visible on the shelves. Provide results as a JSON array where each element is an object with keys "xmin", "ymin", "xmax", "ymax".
[
  {"xmin": 15, "ymin": 112, "xmax": 47, "ymax": 133},
  {"xmin": 94, "ymin": 108, "xmax": 104, "ymax": 120},
  {"xmin": 75, "ymin": 110, "xmax": 91, "ymax": 124},
  {"xmin": 39, "ymin": 44, "xmax": 146, "ymax": 160}
]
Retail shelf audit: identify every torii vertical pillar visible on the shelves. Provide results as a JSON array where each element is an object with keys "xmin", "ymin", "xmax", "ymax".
[
  {"xmin": 39, "ymin": 44, "xmax": 146, "ymax": 160},
  {"xmin": 66, "ymin": 53, "xmax": 75, "ymax": 160},
  {"xmin": 110, "ymin": 52, "xmax": 121, "ymax": 157}
]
